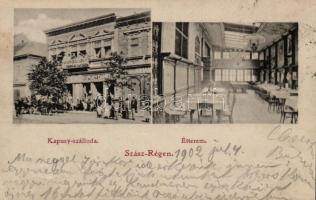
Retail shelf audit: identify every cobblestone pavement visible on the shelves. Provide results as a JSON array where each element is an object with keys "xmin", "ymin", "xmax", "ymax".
[{"xmin": 13, "ymin": 111, "xmax": 151, "ymax": 124}]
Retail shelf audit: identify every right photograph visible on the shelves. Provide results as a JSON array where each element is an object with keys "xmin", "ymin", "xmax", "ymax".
[{"xmin": 152, "ymin": 22, "xmax": 298, "ymax": 124}]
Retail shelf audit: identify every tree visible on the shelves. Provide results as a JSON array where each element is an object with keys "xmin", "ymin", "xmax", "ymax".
[
  {"xmin": 28, "ymin": 58, "xmax": 68, "ymax": 103},
  {"xmin": 105, "ymin": 52, "xmax": 134, "ymax": 94}
]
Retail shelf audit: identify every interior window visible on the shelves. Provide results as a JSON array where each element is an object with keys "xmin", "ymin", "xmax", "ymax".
[
  {"xmin": 252, "ymin": 52, "xmax": 258, "ymax": 60},
  {"xmin": 175, "ymin": 22, "xmax": 189, "ymax": 58},
  {"xmin": 214, "ymin": 51, "xmax": 221, "ymax": 59},
  {"xmin": 195, "ymin": 36, "xmax": 200, "ymax": 55},
  {"xmin": 223, "ymin": 52, "xmax": 230, "ymax": 59}
]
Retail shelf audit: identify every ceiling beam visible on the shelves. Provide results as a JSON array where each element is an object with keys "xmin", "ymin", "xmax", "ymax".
[
  {"xmin": 224, "ymin": 23, "xmax": 258, "ymax": 34},
  {"xmin": 225, "ymin": 37, "xmax": 247, "ymax": 42}
]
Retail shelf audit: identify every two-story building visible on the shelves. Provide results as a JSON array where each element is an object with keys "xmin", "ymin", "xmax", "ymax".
[
  {"xmin": 13, "ymin": 34, "xmax": 47, "ymax": 100},
  {"xmin": 45, "ymin": 11, "xmax": 151, "ymax": 103}
]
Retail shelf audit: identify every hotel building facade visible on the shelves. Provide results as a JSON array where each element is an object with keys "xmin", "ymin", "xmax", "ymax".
[{"xmin": 45, "ymin": 11, "xmax": 151, "ymax": 102}]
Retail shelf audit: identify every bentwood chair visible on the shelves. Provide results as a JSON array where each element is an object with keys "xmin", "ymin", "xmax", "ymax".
[
  {"xmin": 267, "ymin": 95, "xmax": 278, "ymax": 112},
  {"xmin": 279, "ymin": 100, "xmax": 298, "ymax": 124}
]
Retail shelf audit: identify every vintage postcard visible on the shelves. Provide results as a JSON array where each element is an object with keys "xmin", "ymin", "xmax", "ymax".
[{"xmin": 0, "ymin": 0, "xmax": 316, "ymax": 199}]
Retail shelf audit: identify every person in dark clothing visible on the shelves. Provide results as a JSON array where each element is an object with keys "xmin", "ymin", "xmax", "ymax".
[
  {"xmin": 78, "ymin": 100, "xmax": 84, "ymax": 111},
  {"xmin": 121, "ymin": 98, "xmax": 129, "ymax": 119},
  {"xmin": 14, "ymin": 98, "xmax": 22, "ymax": 117},
  {"xmin": 131, "ymin": 96, "xmax": 138, "ymax": 113},
  {"xmin": 106, "ymin": 94, "xmax": 112, "ymax": 105},
  {"xmin": 131, "ymin": 96, "xmax": 138, "ymax": 120},
  {"xmin": 110, "ymin": 105, "xmax": 115, "ymax": 119}
]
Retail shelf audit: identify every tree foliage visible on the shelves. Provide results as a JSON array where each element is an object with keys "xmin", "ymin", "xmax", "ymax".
[
  {"xmin": 28, "ymin": 58, "xmax": 68, "ymax": 101},
  {"xmin": 106, "ymin": 52, "xmax": 133, "ymax": 90}
]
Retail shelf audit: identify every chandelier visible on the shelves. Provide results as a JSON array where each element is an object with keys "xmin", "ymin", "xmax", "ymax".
[
  {"xmin": 249, "ymin": 39, "xmax": 259, "ymax": 51},
  {"xmin": 243, "ymin": 23, "xmax": 265, "ymax": 52}
]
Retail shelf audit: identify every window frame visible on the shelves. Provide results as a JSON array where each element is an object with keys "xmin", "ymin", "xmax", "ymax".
[{"xmin": 175, "ymin": 22, "xmax": 189, "ymax": 59}]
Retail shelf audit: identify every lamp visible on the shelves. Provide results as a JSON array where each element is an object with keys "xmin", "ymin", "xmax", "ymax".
[
  {"xmin": 243, "ymin": 23, "xmax": 265, "ymax": 52},
  {"xmin": 249, "ymin": 39, "xmax": 259, "ymax": 51}
]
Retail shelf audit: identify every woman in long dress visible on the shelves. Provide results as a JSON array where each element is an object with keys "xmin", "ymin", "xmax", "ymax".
[
  {"xmin": 99, "ymin": 96, "xmax": 109, "ymax": 119},
  {"xmin": 102, "ymin": 103, "xmax": 111, "ymax": 118}
]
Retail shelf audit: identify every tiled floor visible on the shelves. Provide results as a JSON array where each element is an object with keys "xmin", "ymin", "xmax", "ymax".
[{"xmin": 156, "ymin": 89, "xmax": 294, "ymax": 124}]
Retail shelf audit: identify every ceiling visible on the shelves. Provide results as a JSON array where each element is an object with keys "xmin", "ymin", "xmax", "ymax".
[{"xmin": 203, "ymin": 22, "xmax": 297, "ymax": 51}]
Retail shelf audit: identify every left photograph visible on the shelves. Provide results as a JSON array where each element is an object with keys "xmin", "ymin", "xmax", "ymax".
[{"xmin": 13, "ymin": 8, "xmax": 152, "ymax": 124}]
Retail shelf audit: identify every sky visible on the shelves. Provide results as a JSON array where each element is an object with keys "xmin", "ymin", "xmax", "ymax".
[{"xmin": 14, "ymin": 8, "xmax": 149, "ymax": 44}]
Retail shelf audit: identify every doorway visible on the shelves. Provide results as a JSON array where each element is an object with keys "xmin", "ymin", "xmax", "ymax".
[
  {"xmin": 83, "ymin": 83, "xmax": 91, "ymax": 98},
  {"xmin": 66, "ymin": 84, "xmax": 73, "ymax": 96},
  {"xmin": 95, "ymin": 82, "xmax": 103, "ymax": 95}
]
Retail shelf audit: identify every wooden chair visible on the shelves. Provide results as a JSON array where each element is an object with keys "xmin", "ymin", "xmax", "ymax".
[
  {"xmin": 280, "ymin": 100, "xmax": 298, "ymax": 124},
  {"xmin": 267, "ymin": 95, "xmax": 278, "ymax": 112}
]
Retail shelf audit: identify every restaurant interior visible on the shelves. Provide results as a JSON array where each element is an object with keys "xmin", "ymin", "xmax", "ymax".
[{"xmin": 153, "ymin": 22, "xmax": 298, "ymax": 124}]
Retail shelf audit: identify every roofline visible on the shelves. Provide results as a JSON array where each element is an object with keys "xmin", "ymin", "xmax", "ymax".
[
  {"xmin": 116, "ymin": 11, "xmax": 150, "ymax": 22},
  {"xmin": 44, "ymin": 13, "xmax": 116, "ymax": 35},
  {"xmin": 116, "ymin": 11, "xmax": 151, "ymax": 28},
  {"xmin": 14, "ymin": 54, "xmax": 46, "ymax": 60}
]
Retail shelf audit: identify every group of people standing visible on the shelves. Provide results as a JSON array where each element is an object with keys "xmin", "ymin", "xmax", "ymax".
[
  {"xmin": 14, "ymin": 93, "xmax": 150, "ymax": 122},
  {"xmin": 96, "ymin": 94, "xmax": 138, "ymax": 120}
]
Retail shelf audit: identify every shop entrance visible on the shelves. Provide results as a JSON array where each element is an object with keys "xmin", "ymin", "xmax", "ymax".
[
  {"xmin": 83, "ymin": 83, "xmax": 91, "ymax": 98},
  {"xmin": 127, "ymin": 78, "xmax": 141, "ymax": 97},
  {"xmin": 66, "ymin": 84, "xmax": 73, "ymax": 96},
  {"xmin": 95, "ymin": 82, "xmax": 103, "ymax": 95}
]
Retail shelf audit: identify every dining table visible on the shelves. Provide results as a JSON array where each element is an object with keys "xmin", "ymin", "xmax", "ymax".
[
  {"xmin": 164, "ymin": 106, "xmax": 187, "ymax": 123},
  {"xmin": 185, "ymin": 91, "xmax": 227, "ymax": 123},
  {"xmin": 270, "ymin": 89, "xmax": 289, "ymax": 99},
  {"xmin": 163, "ymin": 87, "xmax": 228, "ymax": 123},
  {"xmin": 231, "ymin": 82, "xmax": 249, "ymax": 93}
]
